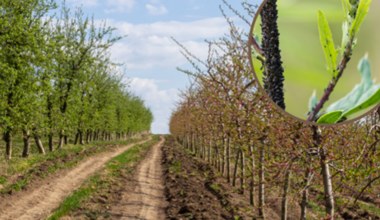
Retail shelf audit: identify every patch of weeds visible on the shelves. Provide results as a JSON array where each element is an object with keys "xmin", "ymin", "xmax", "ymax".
[
  {"xmin": 308, "ymin": 201, "xmax": 326, "ymax": 219},
  {"xmin": 210, "ymin": 183, "xmax": 221, "ymax": 192},
  {"xmin": 48, "ymin": 175, "xmax": 101, "ymax": 220},
  {"xmin": 169, "ymin": 160, "xmax": 182, "ymax": 174},
  {"xmin": 358, "ymin": 201, "xmax": 380, "ymax": 216},
  {"xmin": 0, "ymin": 176, "xmax": 6, "ymax": 184}
]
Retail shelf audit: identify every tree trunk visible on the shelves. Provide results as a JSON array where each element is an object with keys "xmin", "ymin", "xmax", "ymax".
[
  {"xmin": 48, "ymin": 133, "xmax": 54, "ymax": 152},
  {"xmin": 34, "ymin": 133, "xmax": 46, "ymax": 155},
  {"xmin": 232, "ymin": 149, "xmax": 240, "ymax": 187},
  {"xmin": 281, "ymin": 163, "xmax": 292, "ymax": 220},
  {"xmin": 320, "ymin": 147, "xmax": 334, "ymax": 218},
  {"xmin": 22, "ymin": 130, "xmax": 31, "ymax": 158},
  {"xmin": 240, "ymin": 150, "xmax": 245, "ymax": 194},
  {"xmin": 249, "ymin": 144, "xmax": 255, "ymax": 206},
  {"xmin": 79, "ymin": 130, "xmax": 84, "ymax": 145},
  {"xmin": 258, "ymin": 144, "xmax": 265, "ymax": 219},
  {"xmin": 57, "ymin": 131, "xmax": 64, "ymax": 149},
  {"xmin": 74, "ymin": 131, "xmax": 80, "ymax": 145},
  {"xmin": 300, "ymin": 167, "xmax": 313, "ymax": 220},
  {"xmin": 226, "ymin": 136, "xmax": 231, "ymax": 183},
  {"xmin": 4, "ymin": 130, "xmax": 12, "ymax": 160}
]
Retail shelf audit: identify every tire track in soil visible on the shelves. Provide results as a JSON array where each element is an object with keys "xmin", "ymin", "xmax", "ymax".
[
  {"xmin": 0, "ymin": 138, "xmax": 151, "ymax": 220},
  {"xmin": 110, "ymin": 136, "xmax": 167, "ymax": 220}
]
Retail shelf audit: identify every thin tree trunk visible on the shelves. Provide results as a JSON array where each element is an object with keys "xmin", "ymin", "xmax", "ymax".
[
  {"xmin": 22, "ymin": 130, "xmax": 31, "ymax": 158},
  {"xmin": 249, "ymin": 144, "xmax": 255, "ymax": 206},
  {"xmin": 79, "ymin": 130, "xmax": 84, "ymax": 145},
  {"xmin": 320, "ymin": 146, "xmax": 334, "ymax": 218},
  {"xmin": 240, "ymin": 150, "xmax": 245, "ymax": 194},
  {"xmin": 57, "ymin": 131, "xmax": 64, "ymax": 149},
  {"xmin": 226, "ymin": 136, "xmax": 231, "ymax": 183},
  {"xmin": 48, "ymin": 133, "xmax": 54, "ymax": 152},
  {"xmin": 74, "ymin": 131, "xmax": 79, "ymax": 145},
  {"xmin": 300, "ymin": 167, "xmax": 313, "ymax": 220},
  {"xmin": 3, "ymin": 130, "xmax": 12, "ymax": 160},
  {"xmin": 232, "ymin": 149, "xmax": 240, "ymax": 187},
  {"xmin": 34, "ymin": 133, "xmax": 46, "ymax": 155},
  {"xmin": 281, "ymin": 163, "xmax": 292, "ymax": 220},
  {"xmin": 258, "ymin": 144, "xmax": 265, "ymax": 219}
]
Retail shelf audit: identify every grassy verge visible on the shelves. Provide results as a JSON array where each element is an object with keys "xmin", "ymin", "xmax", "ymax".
[
  {"xmin": 0, "ymin": 136, "xmax": 150, "ymax": 194},
  {"xmin": 48, "ymin": 136, "xmax": 160, "ymax": 220}
]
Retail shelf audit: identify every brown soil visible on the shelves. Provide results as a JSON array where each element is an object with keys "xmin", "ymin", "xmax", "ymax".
[
  {"xmin": 0, "ymin": 138, "xmax": 150, "ymax": 220},
  {"xmin": 162, "ymin": 136, "xmax": 256, "ymax": 220}
]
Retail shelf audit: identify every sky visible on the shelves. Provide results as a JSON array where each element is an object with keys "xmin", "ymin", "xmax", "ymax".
[{"xmin": 65, "ymin": 0, "xmax": 256, "ymax": 134}]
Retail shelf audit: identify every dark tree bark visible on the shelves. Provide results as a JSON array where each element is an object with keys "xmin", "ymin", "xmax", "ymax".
[
  {"xmin": 261, "ymin": 0, "xmax": 285, "ymax": 109},
  {"xmin": 3, "ymin": 130, "xmax": 12, "ymax": 160},
  {"xmin": 22, "ymin": 130, "xmax": 31, "ymax": 158}
]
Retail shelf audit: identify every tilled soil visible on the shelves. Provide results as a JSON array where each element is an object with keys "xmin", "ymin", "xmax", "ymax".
[
  {"xmin": 162, "ymin": 136, "xmax": 256, "ymax": 220},
  {"xmin": 0, "ymin": 138, "xmax": 150, "ymax": 220}
]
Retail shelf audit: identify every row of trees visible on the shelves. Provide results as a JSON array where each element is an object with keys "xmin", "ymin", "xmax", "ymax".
[
  {"xmin": 170, "ymin": 2, "xmax": 379, "ymax": 219},
  {"xmin": 0, "ymin": 0, "xmax": 153, "ymax": 160}
]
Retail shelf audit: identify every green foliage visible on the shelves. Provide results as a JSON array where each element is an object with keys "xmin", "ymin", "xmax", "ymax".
[
  {"xmin": 349, "ymin": 0, "xmax": 372, "ymax": 38},
  {"xmin": 0, "ymin": 1, "xmax": 152, "ymax": 158},
  {"xmin": 317, "ymin": 11, "xmax": 338, "ymax": 77},
  {"xmin": 318, "ymin": 55, "xmax": 380, "ymax": 123}
]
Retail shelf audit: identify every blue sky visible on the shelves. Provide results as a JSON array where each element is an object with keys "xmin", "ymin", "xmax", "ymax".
[{"xmin": 66, "ymin": 0, "xmax": 257, "ymax": 134}]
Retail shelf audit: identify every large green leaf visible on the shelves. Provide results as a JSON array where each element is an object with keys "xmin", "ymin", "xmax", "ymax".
[
  {"xmin": 343, "ymin": 85, "xmax": 380, "ymax": 117},
  {"xmin": 319, "ymin": 55, "xmax": 380, "ymax": 123},
  {"xmin": 317, "ymin": 10, "xmax": 338, "ymax": 77},
  {"xmin": 317, "ymin": 110, "xmax": 343, "ymax": 124}
]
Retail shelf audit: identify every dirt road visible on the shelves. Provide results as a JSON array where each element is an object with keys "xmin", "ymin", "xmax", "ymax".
[
  {"xmin": 0, "ymin": 138, "xmax": 150, "ymax": 220},
  {"xmin": 110, "ymin": 136, "xmax": 167, "ymax": 220}
]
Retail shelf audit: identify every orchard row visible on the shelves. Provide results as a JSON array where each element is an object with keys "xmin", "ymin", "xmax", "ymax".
[{"xmin": 0, "ymin": 0, "xmax": 152, "ymax": 160}]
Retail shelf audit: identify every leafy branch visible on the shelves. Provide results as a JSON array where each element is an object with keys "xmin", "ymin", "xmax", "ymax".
[{"xmin": 307, "ymin": 0, "xmax": 375, "ymax": 123}]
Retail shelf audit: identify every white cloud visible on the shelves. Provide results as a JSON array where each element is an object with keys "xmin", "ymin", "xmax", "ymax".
[
  {"xmin": 145, "ymin": 3, "xmax": 168, "ymax": 16},
  {"xmin": 129, "ymin": 78, "xmax": 179, "ymax": 134},
  {"xmin": 106, "ymin": 0, "xmax": 135, "ymax": 13},
  {"xmin": 109, "ymin": 17, "xmax": 229, "ymax": 70},
  {"xmin": 104, "ymin": 17, "xmax": 233, "ymax": 133}
]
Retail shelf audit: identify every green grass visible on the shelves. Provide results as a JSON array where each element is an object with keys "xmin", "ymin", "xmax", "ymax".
[
  {"xmin": 48, "ymin": 136, "xmax": 160, "ymax": 220},
  {"xmin": 357, "ymin": 200, "xmax": 380, "ymax": 216},
  {"xmin": 308, "ymin": 201, "xmax": 326, "ymax": 219},
  {"xmin": 0, "ymin": 137, "xmax": 148, "ymax": 194},
  {"xmin": 169, "ymin": 160, "xmax": 182, "ymax": 174}
]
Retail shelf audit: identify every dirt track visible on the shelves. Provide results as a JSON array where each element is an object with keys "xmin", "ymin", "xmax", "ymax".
[
  {"xmin": 0, "ymin": 138, "xmax": 150, "ymax": 220},
  {"xmin": 110, "ymin": 136, "xmax": 167, "ymax": 220}
]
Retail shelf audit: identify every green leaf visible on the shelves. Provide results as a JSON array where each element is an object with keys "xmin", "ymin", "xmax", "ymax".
[
  {"xmin": 321, "ymin": 55, "xmax": 380, "ymax": 123},
  {"xmin": 343, "ymin": 85, "xmax": 380, "ymax": 117},
  {"xmin": 317, "ymin": 10, "xmax": 338, "ymax": 77},
  {"xmin": 349, "ymin": 0, "xmax": 372, "ymax": 38},
  {"xmin": 317, "ymin": 110, "xmax": 343, "ymax": 124},
  {"xmin": 308, "ymin": 90, "xmax": 318, "ymax": 112}
]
